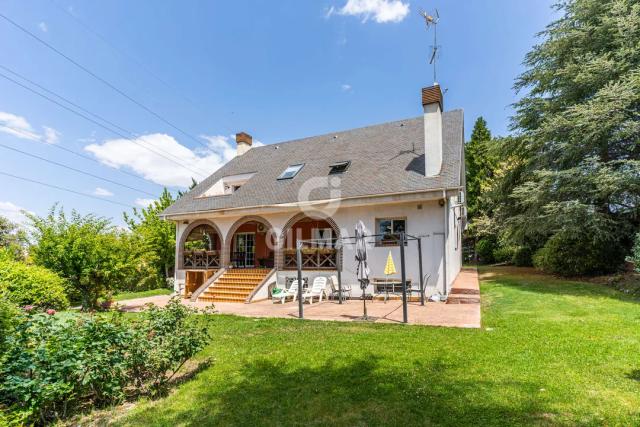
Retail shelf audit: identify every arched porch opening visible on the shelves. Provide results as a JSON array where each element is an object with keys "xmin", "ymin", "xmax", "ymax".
[
  {"xmin": 279, "ymin": 214, "xmax": 341, "ymax": 270},
  {"xmin": 225, "ymin": 216, "xmax": 276, "ymax": 268},
  {"xmin": 180, "ymin": 221, "xmax": 222, "ymax": 270}
]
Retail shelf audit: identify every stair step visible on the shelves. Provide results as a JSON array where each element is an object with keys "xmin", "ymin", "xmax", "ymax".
[
  {"xmin": 199, "ymin": 296, "xmax": 245, "ymax": 303},
  {"xmin": 209, "ymin": 286, "xmax": 256, "ymax": 292},
  {"xmin": 196, "ymin": 268, "xmax": 271, "ymax": 303},
  {"xmin": 446, "ymin": 296, "xmax": 480, "ymax": 304},
  {"xmin": 205, "ymin": 292, "xmax": 250, "ymax": 298}
]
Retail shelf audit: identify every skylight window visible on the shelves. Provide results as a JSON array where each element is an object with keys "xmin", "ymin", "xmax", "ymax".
[
  {"xmin": 278, "ymin": 164, "xmax": 304, "ymax": 180},
  {"xmin": 329, "ymin": 161, "xmax": 351, "ymax": 175}
]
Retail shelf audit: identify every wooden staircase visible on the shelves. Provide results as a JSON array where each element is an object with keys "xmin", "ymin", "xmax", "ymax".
[{"xmin": 198, "ymin": 268, "xmax": 271, "ymax": 303}]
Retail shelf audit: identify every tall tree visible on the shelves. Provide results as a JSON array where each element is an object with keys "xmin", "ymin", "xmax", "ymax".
[
  {"xmin": 0, "ymin": 216, "xmax": 26, "ymax": 261},
  {"xmin": 465, "ymin": 117, "xmax": 496, "ymax": 221},
  {"xmin": 124, "ymin": 188, "xmax": 176, "ymax": 280},
  {"xmin": 497, "ymin": 0, "xmax": 640, "ymax": 275}
]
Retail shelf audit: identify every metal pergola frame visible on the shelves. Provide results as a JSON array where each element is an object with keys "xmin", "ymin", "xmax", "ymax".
[{"xmin": 294, "ymin": 231, "xmax": 425, "ymax": 324}]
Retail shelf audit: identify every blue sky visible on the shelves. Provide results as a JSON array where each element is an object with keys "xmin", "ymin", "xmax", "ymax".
[{"xmin": 0, "ymin": 0, "xmax": 557, "ymax": 226}]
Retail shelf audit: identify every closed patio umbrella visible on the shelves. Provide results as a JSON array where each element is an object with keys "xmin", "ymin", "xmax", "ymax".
[{"xmin": 355, "ymin": 220, "xmax": 371, "ymax": 320}]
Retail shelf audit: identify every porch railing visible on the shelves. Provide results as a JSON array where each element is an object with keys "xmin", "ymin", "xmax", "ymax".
[
  {"xmin": 183, "ymin": 250, "xmax": 220, "ymax": 269},
  {"xmin": 283, "ymin": 248, "xmax": 337, "ymax": 270}
]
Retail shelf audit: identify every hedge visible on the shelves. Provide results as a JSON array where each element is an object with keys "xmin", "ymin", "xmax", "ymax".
[{"xmin": 0, "ymin": 260, "xmax": 69, "ymax": 310}]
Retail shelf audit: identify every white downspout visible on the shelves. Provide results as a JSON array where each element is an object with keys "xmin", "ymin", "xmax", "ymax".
[{"xmin": 442, "ymin": 190, "xmax": 448, "ymax": 295}]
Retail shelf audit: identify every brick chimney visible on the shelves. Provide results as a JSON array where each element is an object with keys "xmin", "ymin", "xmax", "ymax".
[
  {"xmin": 422, "ymin": 84, "xmax": 443, "ymax": 176},
  {"xmin": 236, "ymin": 132, "xmax": 252, "ymax": 156}
]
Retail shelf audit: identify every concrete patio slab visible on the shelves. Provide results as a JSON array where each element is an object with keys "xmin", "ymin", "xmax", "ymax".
[{"xmin": 118, "ymin": 268, "xmax": 481, "ymax": 328}]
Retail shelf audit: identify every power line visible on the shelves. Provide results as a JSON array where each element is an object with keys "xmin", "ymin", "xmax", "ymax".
[
  {"xmin": 0, "ymin": 12, "xmax": 213, "ymax": 151},
  {"xmin": 0, "ymin": 123, "xmax": 181, "ymax": 192},
  {"xmin": 0, "ymin": 70, "xmax": 210, "ymax": 178},
  {"xmin": 0, "ymin": 171, "xmax": 135, "ymax": 208},
  {"xmin": 0, "ymin": 64, "xmax": 211, "ymax": 177},
  {"xmin": 0, "ymin": 142, "xmax": 158, "ymax": 197},
  {"xmin": 50, "ymin": 0, "xmax": 214, "ymax": 123}
]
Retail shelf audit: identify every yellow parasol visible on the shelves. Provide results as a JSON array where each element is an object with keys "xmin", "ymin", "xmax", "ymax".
[{"xmin": 384, "ymin": 251, "xmax": 397, "ymax": 276}]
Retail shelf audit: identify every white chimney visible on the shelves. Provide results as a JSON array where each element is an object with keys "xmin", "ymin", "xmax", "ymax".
[
  {"xmin": 236, "ymin": 132, "xmax": 252, "ymax": 156},
  {"xmin": 422, "ymin": 84, "xmax": 443, "ymax": 176}
]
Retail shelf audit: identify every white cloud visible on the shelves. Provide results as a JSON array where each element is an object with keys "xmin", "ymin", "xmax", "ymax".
[
  {"xmin": 325, "ymin": 6, "xmax": 336, "ymax": 18},
  {"xmin": 85, "ymin": 133, "xmax": 239, "ymax": 188},
  {"xmin": 93, "ymin": 187, "xmax": 114, "ymax": 197},
  {"xmin": 0, "ymin": 201, "xmax": 33, "ymax": 225},
  {"xmin": 0, "ymin": 112, "xmax": 39, "ymax": 141},
  {"xmin": 200, "ymin": 135, "xmax": 237, "ymax": 163},
  {"xmin": 0, "ymin": 111, "xmax": 60, "ymax": 144},
  {"xmin": 337, "ymin": 0, "xmax": 409, "ymax": 23},
  {"xmin": 341, "ymin": 84, "xmax": 352, "ymax": 92},
  {"xmin": 43, "ymin": 126, "xmax": 60, "ymax": 144},
  {"xmin": 38, "ymin": 22, "xmax": 48, "ymax": 32},
  {"xmin": 135, "ymin": 198, "xmax": 155, "ymax": 208}
]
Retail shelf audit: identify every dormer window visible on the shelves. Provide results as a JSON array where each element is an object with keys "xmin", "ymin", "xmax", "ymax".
[
  {"xmin": 329, "ymin": 161, "xmax": 350, "ymax": 175},
  {"xmin": 278, "ymin": 164, "xmax": 304, "ymax": 180},
  {"xmin": 198, "ymin": 172, "xmax": 255, "ymax": 198}
]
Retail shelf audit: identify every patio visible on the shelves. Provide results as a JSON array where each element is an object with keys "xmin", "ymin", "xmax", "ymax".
[{"xmin": 118, "ymin": 268, "xmax": 481, "ymax": 328}]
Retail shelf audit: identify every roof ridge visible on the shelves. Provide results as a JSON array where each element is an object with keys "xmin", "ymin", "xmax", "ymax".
[{"xmin": 249, "ymin": 115, "xmax": 425, "ymax": 151}]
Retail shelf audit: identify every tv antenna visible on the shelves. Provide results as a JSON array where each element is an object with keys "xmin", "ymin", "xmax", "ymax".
[{"xmin": 419, "ymin": 8, "xmax": 440, "ymax": 84}]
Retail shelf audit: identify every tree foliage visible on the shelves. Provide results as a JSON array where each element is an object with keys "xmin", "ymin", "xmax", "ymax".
[
  {"xmin": 0, "ymin": 216, "xmax": 26, "ymax": 261},
  {"xmin": 465, "ymin": 117, "xmax": 497, "ymax": 221},
  {"xmin": 124, "ymin": 188, "xmax": 176, "ymax": 281},
  {"xmin": 491, "ymin": 0, "xmax": 640, "ymax": 275},
  {"xmin": 27, "ymin": 206, "xmax": 153, "ymax": 310}
]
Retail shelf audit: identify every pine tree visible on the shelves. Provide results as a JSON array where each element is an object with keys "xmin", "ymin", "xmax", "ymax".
[
  {"xmin": 465, "ymin": 117, "xmax": 494, "ymax": 221},
  {"xmin": 497, "ymin": 0, "xmax": 640, "ymax": 275}
]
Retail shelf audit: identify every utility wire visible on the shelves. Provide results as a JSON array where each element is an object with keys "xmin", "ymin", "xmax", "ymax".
[
  {"xmin": 0, "ymin": 123, "xmax": 181, "ymax": 192},
  {"xmin": 0, "ymin": 12, "xmax": 213, "ymax": 151},
  {"xmin": 0, "ymin": 171, "xmax": 135, "ymax": 208},
  {"xmin": 50, "ymin": 0, "xmax": 213, "ymax": 123},
  {"xmin": 0, "ymin": 70, "xmax": 210, "ymax": 178},
  {"xmin": 0, "ymin": 142, "xmax": 158, "ymax": 197},
  {"xmin": 0, "ymin": 65, "xmax": 211, "ymax": 177}
]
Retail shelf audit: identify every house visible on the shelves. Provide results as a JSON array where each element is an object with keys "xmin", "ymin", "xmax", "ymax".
[{"xmin": 161, "ymin": 84, "xmax": 465, "ymax": 303}]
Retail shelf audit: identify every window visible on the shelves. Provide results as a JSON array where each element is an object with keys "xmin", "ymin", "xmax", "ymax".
[
  {"xmin": 312, "ymin": 228, "xmax": 334, "ymax": 248},
  {"xmin": 278, "ymin": 164, "xmax": 304, "ymax": 180},
  {"xmin": 375, "ymin": 218, "xmax": 407, "ymax": 246},
  {"xmin": 329, "ymin": 161, "xmax": 351, "ymax": 175},
  {"xmin": 199, "ymin": 173, "xmax": 255, "ymax": 197}
]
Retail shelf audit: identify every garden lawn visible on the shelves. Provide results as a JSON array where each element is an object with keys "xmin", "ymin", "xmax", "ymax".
[
  {"xmin": 113, "ymin": 288, "xmax": 172, "ymax": 301},
  {"xmin": 115, "ymin": 267, "xmax": 640, "ymax": 426}
]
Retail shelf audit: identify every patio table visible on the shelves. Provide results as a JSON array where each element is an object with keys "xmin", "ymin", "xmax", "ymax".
[{"xmin": 372, "ymin": 278, "xmax": 412, "ymax": 302}]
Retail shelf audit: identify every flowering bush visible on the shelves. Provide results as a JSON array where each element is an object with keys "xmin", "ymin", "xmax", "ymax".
[{"xmin": 0, "ymin": 297, "xmax": 211, "ymax": 425}]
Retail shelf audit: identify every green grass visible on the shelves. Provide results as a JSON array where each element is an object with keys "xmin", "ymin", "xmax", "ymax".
[
  {"xmin": 112, "ymin": 288, "xmax": 172, "ymax": 301},
  {"xmin": 113, "ymin": 267, "xmax": 640, "ymax": 426}
]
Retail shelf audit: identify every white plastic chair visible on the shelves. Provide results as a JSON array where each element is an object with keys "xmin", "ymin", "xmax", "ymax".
[
  {"xmin": 329, "ymin": 275, "xmax": 351, "ymax": 300},
  {"xmin": 303, "ymin": 277, "xmax": 327, "ymax": 304},
  {"xmin": 275, "ymin": 280, "xmax": 299, "ymax": 304}
]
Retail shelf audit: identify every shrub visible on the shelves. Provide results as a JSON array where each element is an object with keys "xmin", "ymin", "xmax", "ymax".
[
  {"xmin": 0, "ymin": 260, "xmax": 69, "ymax": 310},
  {"xmin": 0, "ymin": 298, "xmax": 211, "ymax": 425},
  {"xmin": 629, "ymin": 232, "xmax": 640, "ymax": 272},
  {"xmin": 127, "ymin": 297, "xmax": 211, "ymax": 396},
  {"xmin": 0, "ymin": 297, "xmax": 20, "ymax": 354},
  {"xmin": 493, "ymin": 246, "xmax": 515, "ymax": 264},
  {"xmin": 533, "ymin": 231, "xmax": 625, "ymax": 276},
  {"xmin": 512, "ymin": 246, "xmax": 534, "ymax": 267},
  {"xmin": 476, "ymin": 238, "xmax": 497, "ymax": 264}
]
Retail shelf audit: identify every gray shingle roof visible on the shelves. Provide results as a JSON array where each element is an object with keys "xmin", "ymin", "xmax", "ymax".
[{"xmin": 163, "ymin": 110, "xmax": 464, "ymax": 216}]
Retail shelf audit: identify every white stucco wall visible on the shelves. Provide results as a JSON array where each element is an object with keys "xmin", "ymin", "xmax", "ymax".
[{"xmin": 173, "ymin": 198, "xmax": 463, "ymax": 297}]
